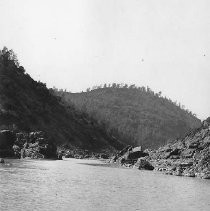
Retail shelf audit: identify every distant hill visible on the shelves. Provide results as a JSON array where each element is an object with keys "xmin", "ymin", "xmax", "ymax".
[
  {"xmin": 55, "ymin": 84, "xmax": 201, "ymax": 149},
  {"xmin": 0, "ymin": 47, "xmax": 124, "ymax": 152}
]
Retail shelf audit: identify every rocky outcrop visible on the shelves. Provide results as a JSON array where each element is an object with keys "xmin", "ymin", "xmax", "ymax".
[
  {"xmin": 58, "ymin": 148, "xmax": 111, "ymax": 160},
  {"xmin": 0, "ymin": 128, "xmax": 112, "ymax": 160},
  {"xmin": 111, "ymin": 119, "xmax": 210, "ymax": 179},
  {"xmin": 110, "ymin": 145, "xmax": 151, "ymax": 168},
  {"xmin": 14, "ymin": 131, "xmax": 57, "ymax": 159},
  {"xmin": 0, "ymin": 130, "xmax": 57, "ymax": 159},
  {"xmin": 146, "ymin": 119, "xmax": 210, "ymax": 179},
  {"xmin": 0, "ymin": 158, "xmax": 5, "ymax": 163},
  {"xmin": 0, "ymin": 130, "xmax": 16, "ymax": 157}
]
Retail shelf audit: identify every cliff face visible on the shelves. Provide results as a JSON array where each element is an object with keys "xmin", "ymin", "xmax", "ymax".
[
  {"xmin": 55, "ymin": 86, "xmax": 201, "ymax": 149},
  {"xmin": 0, "ymin": 48, "xmax": 124, "ymax": 155}
]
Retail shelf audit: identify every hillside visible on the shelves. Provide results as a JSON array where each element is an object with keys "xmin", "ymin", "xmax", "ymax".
[
  {"xmin": 55, "ymin": 85, "xmax": 201, "ymax": 149},
  {"xmin": 0, "ymin": 47, "xmax": 124, "ymax": 153},
  {"xmin": 148, "ymin": 118, "xmax": 210, "ymax": 179},
  {"xmin": 111, "ymin": 118, "xmax": 210, "ymax": 179}
]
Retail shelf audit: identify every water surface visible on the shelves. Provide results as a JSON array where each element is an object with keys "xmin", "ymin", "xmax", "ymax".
[{"xmin": 0, "ymin": 158, "xmax": 210, "ymax": 211}]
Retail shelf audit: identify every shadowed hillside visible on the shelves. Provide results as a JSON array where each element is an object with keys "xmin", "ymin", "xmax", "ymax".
[
  {"xmin": 0, "ymin": 47, "xmax": 124, "ymax": 152},
  {"xmin": 55, "ymin": 84, "xmax": 201, "ymax": 149}
]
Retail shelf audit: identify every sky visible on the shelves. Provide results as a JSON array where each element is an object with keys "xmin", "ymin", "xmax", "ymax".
[{"xmin": 0, "ymin": 0, "xmax": 209, "ymax": 120}]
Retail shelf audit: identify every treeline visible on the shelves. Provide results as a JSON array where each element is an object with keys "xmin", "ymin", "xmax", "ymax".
[
  {"xmin": 2, "ymin": 46, "xmax": 200, "ymax": 150},
  {"xmin": 54, "ymin": 83, "xmax": 201, "ymax": 149},
  {"xmin": 0, "ymin": 47, "xmax": 63, "ymax": 131},
  {"xmin": 55, "ymin": 82, "xmax": 197, "ymax": 118},
  {"xmin": 0, "ymin": 47, "xmax": 49, "ymax": 90},
  {"xmin": 0, "ymin": 47, "xmax": 124, "ymax": 151}
]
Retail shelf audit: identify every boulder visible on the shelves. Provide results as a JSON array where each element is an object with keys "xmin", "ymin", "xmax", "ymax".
[
  {"xmin": 134, "ymin": 157, "xmax": 154, "ymax": 170},
  {"xmin": 180, "ymin": 161, "xmax": 193, "ymax": 168},
  {"xmin": 181, "ymin": 149, "xmax": 195, "ymax": 158},
  {"xmin": 111, "ymin": 145, "xmax": 147, "ymax": 164},
  {"xmin": 64, "ymin": 153, "xmax": 74, "ymax": 158},
  {"xmin": 132, "ymin": 146, "xmax": 142, "ymax": 152},
  {"xmin": 127, "ymin": 150, "xmax": 148, "ymax": 160},
  {"xmin": 173, "ymin": 167, "xmax": 183, "ymax": 176},
  {"xmin": 202, "ymin": 173, "xmax": 210, "ymax": 179},
  {"xmin": 202, "ymin": 119, "xmax": 210, "ymax": 128},
  {"xmin": 0, "ymin": 158, "xmax": 5, "ymax": 163},
  {"xmin": 161, "ymin": 148, "xmax": 181, "ymax": 159},
  {"xmin": 196, "ymin": 172, "xmax": 210, "ymax": 179},
  {"xmin": 170, "ymin": 148, "xmax": 181, "ymax": 156},
  {"xmin": 100, "ymin": 154, "xmax": 109, "ymax": 159},
  {"xmin": 183, "ymin": 169, "xmax": 195, "ymax": 177},
  {"xmin": 188, "ymin": 141, "xmax": 199, "ymax": 149},
  {"xmin": 170, "ymin": 155, "xmax": 180, "ymax": 159},
  {"xmin": 110, "ymin": 156, "xmax": 117, "ymax": 163},
  {"xmin": 117, "ymin": 145, "xmax": 133, "ymax": 157},
  {"xmin": 57, "ymin": 154, "xmax": 63, "ymax": 160},
  {"xmin": 162, "ymin": 152, "xmax": 171, "ymax": 159}
]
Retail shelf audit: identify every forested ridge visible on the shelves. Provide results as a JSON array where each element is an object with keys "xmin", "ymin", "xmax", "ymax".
[
  {"xmin": 55, "ymin": 84, "xmax": 201, "ymax": 149},
  {"xmin": 0, "ymin": 47, "xmax": 124, "ymax": 152},
  {"xmin": 0, "ymin": 47, "xmax": 201, "ymax": 151}
]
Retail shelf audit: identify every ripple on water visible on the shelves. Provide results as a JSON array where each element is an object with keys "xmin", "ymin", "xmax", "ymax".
[{"xmin": 0, "ymin": 158, "xmax": 210, "ymax": 211}]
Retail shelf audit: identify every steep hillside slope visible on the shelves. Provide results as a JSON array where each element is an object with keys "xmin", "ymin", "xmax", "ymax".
[
  {"xmin": 149, "ymin": 118, "xmax": 210, "ymax": 179},
  {"xmin": 112, "ymin": 118, "xmax": 210, "ymax": 179},
  {"xmin": 55, "ymin": 85, "xmax": 201, "ymax": 149},
  {"xmin": 0, "ymin": 47, "xmax": 124, "ymax": 152}
]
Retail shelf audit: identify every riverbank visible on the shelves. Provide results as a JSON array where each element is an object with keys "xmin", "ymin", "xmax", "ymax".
[
  {"xmin": 109, "ymin": 120, "xmax": 210, "ymax": 179},
  {"xmin": 0, "ymin": 130, "xmax": 116, "ymax": 161},
  {"xmin": 1, "ymin": 119, "xmax": 210, "ymax": 180}
]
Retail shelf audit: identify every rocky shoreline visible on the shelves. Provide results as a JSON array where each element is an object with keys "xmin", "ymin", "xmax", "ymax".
[
  {"xmin": 109, "ymin": 119, "xmax": 210, "ymax": 179},
  {"xmin": 1, "ymin": 120, "xmax": 210, "ymax": 180},
  {"xmin": 0, "ymin": 130, "xmax": 114, "ymax": 161},
  {"xmin": 0, "ymin": 130, "xmax": 57, "ymax": 159}
]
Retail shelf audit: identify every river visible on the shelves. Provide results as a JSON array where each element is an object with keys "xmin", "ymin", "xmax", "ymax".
[{"xmin": 0, "ymin": 158, "xmax": 210, "ymax": 211}]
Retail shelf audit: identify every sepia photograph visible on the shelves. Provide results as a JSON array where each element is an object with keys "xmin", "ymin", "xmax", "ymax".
[{"xmin": 0, "ymin": 0, "xmax": 210, "ymax": 210}]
